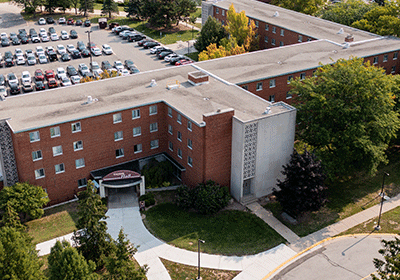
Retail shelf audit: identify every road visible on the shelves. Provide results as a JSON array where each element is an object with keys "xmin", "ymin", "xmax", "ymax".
[{"xmin": 271, "ymin": 234, "xmax": 396, "ymax": 280}]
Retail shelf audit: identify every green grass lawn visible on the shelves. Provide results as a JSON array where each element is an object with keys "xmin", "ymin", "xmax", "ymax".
[
  {"xmin": 26, "ymin": 201, "xmax": 79, "ymax": 244},
  {"xmin": 161, "ymin": 258, "xmax": 240, "ymax": 280},
  {"xmin": 93, "ymin": 3, "xmax": 125, "ymax": 12},
  {"xmin": 187, "ymin": 51, "xmax": 199, "ymax": 61},
  {"xmin": 264, "ymin": 146, "xmax": 400, "ymax": 237},
  {"xmin": 144, "ymin": 203, "xmax": 286, "ymax": 256}
]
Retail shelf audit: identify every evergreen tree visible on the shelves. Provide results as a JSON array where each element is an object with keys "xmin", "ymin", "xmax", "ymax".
[
  {"xmin": 102, "ymin": 0, "xmax": 119, "ymax": 18},
  {"xmin": 372, "ymin": 237, "xmax": 400, "ymax": 279},
  {"xmin": 273, "ymin": 148, "xmax": 327, "ymax": 218},
  {"xmin": 48, "ymin": 240, "xmax": 97, "ymax": 280},
  {"xmin": 124, "ymin": 0, "xmax": 142, "ymax": 19},
  {"xmin": 79, "ymin": 0, "xmax": 94, "ymax": 17},
  {"xmin": 1, "ymin": 201, "xmax": 25, "ymax": 231},
  {"xmin": 194, "ymin": 16, "xmax": 227, "ymax": 53}
]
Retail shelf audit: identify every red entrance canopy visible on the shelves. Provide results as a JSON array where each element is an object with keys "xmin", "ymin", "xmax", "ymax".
[{"xmin": 102, "ymin": 170, "xmax": 141, "ymax": 181}]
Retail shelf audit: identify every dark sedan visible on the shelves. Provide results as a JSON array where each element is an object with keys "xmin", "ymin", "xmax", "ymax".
[
  {"xmin": 20, "ymin": 36, "xmax": 29, "ymax": 44},
  {"xmin": 81, "ymin": 49, "xmax": 91, "ymax": 57},
  {"xmin": 84, "ymin": 19, "xmax": 91, "ymax": 27},
  {"xmin": 35, "ymin": 80, "xmax": 45, "ymax": 91},
  {"xmin": 1, "ymin": 38, "xmax": 10, "ymax": 47},
  {"xmin": 61, "ymin": 53, "xmax": 71, "ymax": 61},
  {"xmin": 66, "ymin": 65, "xmax": 78, "ymax": 76},
  {"xmin": 158, "ymin": 50, "xmax": 174, "ymax": 59},
  {"xmin": 9, "ymin": 83, "xmax": 20, "ymax": 95},
  {"xmin": 71, "ymin": 50, "xmax": 81, "ymax": 59},
  {"xmin": 70, "ymin": 30, "xmax": 78, "ymax": 39},
  {"xmin": 128, "ymin": 34, "xmax": 145, "ymax": 42},
  {"xmin": 12, "ymin": 37, "xmax": 20, "ymax": 45},
  {"xmin": 137, "ymin": 39, "xmax": 152, "ymax": 47},
  {"xmin": 143, "ymin": 41, "xmax": 160, "ymax": 49},
  {"xmin": 46, "ymin": 17, "xmax": 55, "ymax": 24},
  {"xmin": 76, "ymin": 19, "xmax": 83, "ymax": 26}
]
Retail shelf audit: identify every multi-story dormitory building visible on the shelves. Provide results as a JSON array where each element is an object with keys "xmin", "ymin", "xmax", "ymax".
[{"xmin": 201, "ymin": 0, "xmax": 400, "ymax": 103}]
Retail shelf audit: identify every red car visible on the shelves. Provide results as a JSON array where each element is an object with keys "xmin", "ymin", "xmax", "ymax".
[
  {"xmin": 34, "ymin": 69, "xmax": 45, "ymax": 81},
  {"xmin": 67, "ymin": 18, "xmax": 74, "ymax": 25},
  {"xmin": 45, "ymin": 69, "xmax": 55, "ymax": 80},
  {"xmin": 47, "ymin": 78, "xmax": 58, "ymax": 88},
  {"xmin": 175, "ymin": 59, "xmax": 192, "ymax": 66}
]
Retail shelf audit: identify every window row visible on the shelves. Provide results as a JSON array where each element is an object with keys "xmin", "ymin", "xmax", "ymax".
[
  {"xmin": 34, "ymin": 158, "xmax": 84, "ymax": 179},
  {"xmin": 32, "ymin": 141, "xmax": 83, "ymax": 161},
  {"xmin": 168, "ymin": 141, "xmax": 193, "ymax": 167},
  {"xmin": 374, "ymin": 52, "xmax": 398, "ymax": 64},
  {"xmin": 114, "ymin": 105, "xmax": 158, "ymax": 124},
  {"xmin": 29, "ymin": 122, "xmax": 81, "ymax": 142},
  {"xmin": 167, "ymin": 107, "xmax": 193, "ymax": 131}
]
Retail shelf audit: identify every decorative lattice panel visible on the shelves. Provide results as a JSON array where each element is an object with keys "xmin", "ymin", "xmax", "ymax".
[
  {"xmin": 0, "ymin": 121, "xmax": 18, "ymax": 186},
  {"xmin": 243, "ymin": 122, "xmax": 258, "ymax": 179}
]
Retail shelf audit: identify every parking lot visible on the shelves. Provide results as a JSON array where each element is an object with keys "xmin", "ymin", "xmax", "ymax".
[{"xmin": 0, "ymin": 12, "xmax": 179, "ymax": 95}]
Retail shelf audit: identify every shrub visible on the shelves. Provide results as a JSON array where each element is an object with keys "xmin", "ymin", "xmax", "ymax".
[
  {"xmin": 175, "ymin": 186, "xmax": 194, "ymax": 209},
  {"xmin": 141, "ymin": 159, "xmax": 174, "ymax": 188},
  {"xmin": 139, "ymin": 192, "xmax": 155, "ymax": 207}
]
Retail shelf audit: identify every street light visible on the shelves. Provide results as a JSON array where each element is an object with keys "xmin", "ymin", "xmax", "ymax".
[
  {"xmin": 85, "ymin": 30, "xmax": 93, "ymax": 69},
  {"xmin": 197, "ymin": 239, "xmax": 205, "ymax": 280},
  {"xmin": 375, "ymin": 172, "xmax": 389, "ymax": 231}
]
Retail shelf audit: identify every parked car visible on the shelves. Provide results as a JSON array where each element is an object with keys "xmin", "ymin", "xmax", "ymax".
[
  {"xmin": 101, "ymin": 60, "xmax": 112, "ymax": 71},
  {"xmin": 113, "ymin": 61, "xmax": 124, "ymax": 71},
  {"xmin": 21, "ymin": 71, "xmax": 31, "ymax": 83},
  {"xmin": 75, "ymin": 19, "xmax": 83, "ymax": 26},
  {"xmin": 158, "ymin": 50, "xmax": 174, "ymax": 59},
  {"xmin": 20, "ymin": 36, "xmax": 29, "ymax": 44},
  {"xmin": 90, "ymin": 61, "xmax": 103, "ymax": 76},
  {"xmin": 81, "ymin": 49, "xmax": 91, "ymax": 57},
  {"xmin": 40, "ymin": 34, "xmax": 50, "ymax": 42},
  {"xmin": 169, "ymin": 55, "xmax": 185, "ymax": 65},
  {"xmin": 56, "ymin": 44, "xmax": 66, "ymax": 54},
  {"xmin": 143, "ymin": 41, "xmax": 160, "ymax": 49},
  {"xmin": 175, "ymin": 59, "xmax": 193, "ymax": 66},
  {"xmin": 16, "ymin": 56, "xmax": 25, "ymax": 65},
  {"xmin": 50, "ymin": 33, "xmax": 59, "ymax": 41},
  {"xmin": 27, "ymin": 55, "xmax": 36, "ymax": 65},
  {"xmin": 31, "ymin": 35, "xmax": 40, "ymax": 43},
  {"xmin": 9, "ymin": 83, "xmax": 20, "ymax": 95},
  {"xmin": 84, "ymin": 19, "xmax": 91, "ymax": 27},
  {"xmin": 66, "ymin": 44, "xmax": 76, "ymax": 53},
  {"xmin": 78, "ymin": 63, "xmax": 90, "ymax": 75},
  {"xmin": 60, "ymin": 76, "xmax": 72, "ymax": 86},
  {"xmin": 67, "ymin": 18, "xmax": 74, "ymax": 25},
  {"xmin": 34, "ymin": 69, "xmax": 45, "ymax": 81},
  {"xmin": 47, "ymin": 50, "xmax": 58, "ymax": 62},
  {"xmin": 66, "ymin": 65, "xmax": 78, "ymax": 76},
  {"xmin": 70, "ymin": 75, "xmax": 81, "ymax": 84},
  {"xmin": 7, "ymin": 73, "xmax": 18, "ymax": 86},
  {"xmin": 4, "ymin": 52, "xmax": 14, "ymax": 67},
  {"xmin": 119, "ymin": 69, "xmax": 130, "ymax": 76},
  {"xmin": 56, "ymin": 67, "xmax": 67, "ymax": 80},
  {"xmin": 0, "ymin": 86, "xmax": 7, "ymax": 98},
  {"xmin": 22, "ymin": 81, "xmax": 33, "ymax": 93},
  {"xmin": 48, "ymin": 78, "xmax": 58, "ymax": 88},
  {"xmin": 150, "ymin": 46, "xmax": 167, "ymax": 54},
  {"xmin": 58, "ymin": 17, "xmax": 66, "ymax": 24},
  {"xmin": 35, "ymin": 80, "xmax": 45, "ymax": 90},
  {"xmin": 71, "ymin": 50, "xmax": 81, "ymax": 59},
  {"xmin": 14, "ymin": 48, "xmax": 23, "ymax": 58},
  {"xmin": 137, "ymin": 39, "xmax": 153, "ymax": 46},
  {"xmin": 12, "ymin": 37, "xmax": 20, "ymax": 45},
  {"xmin": 77, "ymin": 41, "xmax": 86, "ymax": 52},
  {"xmin": 38, "ymin": 54, "xmax": 48, "ymax": 64},
  {"xmin": 1, "ymin": 38, "xmax": 10, "ymax": 47},
  {"xmin": 46, "ymin": 17, "xmax": 55, "ymax": 24},
  {"xmin": 128, "ymin": 34, "xmax": 145, "ymax": 42},
  {"xmin": 70, "ymin": 30, "xmax": 78, "ymax": 39},
  {"xmin": 61, "ymin": 30, "xmax": 69, "ymax": 40},
  {"xmin": 36, "ymin": 46, "xmax": 45, "ymax": 56},
  {"xmin": 45, "ymin": 69, "xmax": 55, "ymax": 80},
  {"xmin": 91, "ymin": 47, "xmax": 102, "ymax": 56},
  {"xmin": 102, "ymin": 44, "xmax": 113, "ymax": 55},
  {"xmin": 60, "ymin": 53, "xmax": 71, "ymax": 61},
  {"xmin": 38, "ymin": 18, "xmax": 46, "ymax": 25},
  {"xmin": 48, "ymin": 27, "xmax": 56, "ymax": 34},
  {"xmin": 0, "ymin": 74, "xmax": 5, "ymax": 85}
]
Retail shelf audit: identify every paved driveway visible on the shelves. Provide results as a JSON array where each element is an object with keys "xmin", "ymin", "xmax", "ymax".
[
  {"xmin": 108, "ymin": 187, "xmax": 138, "ymax": 209},
  {"xmin": 0, "ymin": 3, "xmax": 26, "ymax": 28}
]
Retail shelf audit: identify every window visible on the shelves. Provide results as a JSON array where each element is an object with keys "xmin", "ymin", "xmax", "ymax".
[
  {"xmin": 287, "ymin": 75, "xmax": 293, "ymax": 84},
  {"xmin": 168, "ymin": 124, "xmax": 173, "ymax": 134},
  {"xmin": 52, "ymin": 145, "xmax": 63, "ymax": 156},
  {"xmin": 114, "ymin": 131, "xmax": 123, "ymax": 141},
  {"xmin": 216, "ymin": 7, "xmax": 219, "ymax": 14},
  {"xmin": 73, "ymin": 140, "xmax": 83, "ymax": 151},
  {"xmin": 373, "ymin": 56, "xmax": 378, "ymax": 64},
  {"xmin": 188, "ymin": 156, "xmax": 193, "ymax": 167},
  {"xmin": 113, "ymin": 113, "xmax": 122, "ymax": 123},
  {"xmin": 298, "ymin": 35, "xmax": 302, "ymax": 42},
  {"xmin": 307, "ymin": 38, "xmax": 312, "ymax": 42},
  {"xmin": 35, "ymin": 168, "xmax": 45, "ymax": 179},
  {"xmin": 242, "ymin": 85, "xmax": 248, "ymax": 90},
  {"xmin": 149, "ymin": 105, "xmax": 157, "ymax": 115},
  {"xmin": 256, "ymin": 82, "xmax": 263, "ymax": 91},
  {"xmin": 269, "ymin": 95, "xmax": 275, "ymax": 102},
  {"xmin": 29, "ymin": 131, "xmax": 40, "ymax": 142},
  {"xmin": 383, "ymin": 54, "xmax": 388, "ymax": 62},
  {"xmin": 265, "ymin": 24, "xmax": 269, "ymax": 31},
  {"xmin": 78, "ymin": 178, "xmax": 87, "ymax": 188},
  {"xmin": 150, "ymin": 122, "xmax": 158, "ymax": 132},
  {"xmin": 271, "ymin": 38, "xmax": 276, "ymax": 46},
  {"xmin": 222, "ymin": 9, "xmax": 225, "ymax": 16},
  {"xmin": 264, "ymin": 36, "xmax": 268, "ymax": 43},
  {"xmin": 188, "ymin": 138, "xmax": 193, "ymax": 149},
  {"xmin": 394, "ymin": 52, "xmax": 398, "ymax": 60},
  {"xmin": 255, "ymin": 21, "xmax": 259, "ymax": 28},
  {"xmin": 177, "ymin": 114, "xmax": 182, "ymax": 124},
  {"xmin": 279, "ymin": 41, "xmax": 284, "ymax": 47},
  {"xmin": 187, "ymin": 120, "xmax": 192, "ymax": 131},
  {"xmin": 269, "ymin": 79, "xmax": 276, "ymax": 88},
  {"xmin": 116, "ymin": 148, "xmax": 124, "ymax": 158},
  {"xmin": 391, "ymin": 66, "xmax": 396, "ymax": 74},
  {"xmin": 286, "ymin": 91, "xmax": 292, "ymax": 99},
  {"xmin": 134, "ymin": 143, "xmax": 142, "ymax": 153},
  {"xmin": 272, "ymin": 26, "xmax": 276, "ymax": 33},
  {"xmin": 32, "ymin": 150, "xmax": 42, "ymax": 161},
  {"xmin": 177, "ymin": 131, "xmax": 182, "ymax": 141},
  {"xmin": 280, "ymin": 29, "xmax": 284, "ymax": 36},
  {"xmin": 50, "ymin": 126, "xmax": 60, "ymax": 138},
  {"xmin": 150, "ymin": 139, "xmax": 159, "ymax": 149},
  {"xmin": 55, "ymin": 163, "xmax": 65, "ymax": 174},
  {"xmin": 169, "ymin": 141, "xmax": 173, "ymax": 151},
  {"xmin": 71, "ymin": 122, "xmax": 81, "ymax": 133},
  {"xmin": 168, "ymin": 107, "xmax": 172, "ymax": 117},
  {"xmin": 177, "ymin": 148, "xmax": 182, "ymax": 158},
  {"xmin": 132, "ymin": 109, "xmax": 140, "ymax": 119},
  {"xmin": 133, "ymin": 127, "xmax": 141, "ymax": 137},
  {"xmin": 300, "ymin": 73, "xmax": 306, "ymax": 80},
  {"xmin": 221, "ymin": 20, "xmax": 224, "ymax": 25},
  {"xmin": 75, "ymin": 158, "xmax": 85, "ymax": 169}
]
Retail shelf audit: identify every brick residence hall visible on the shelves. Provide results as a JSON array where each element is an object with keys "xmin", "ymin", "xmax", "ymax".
[{"xmin": 1, "ymin": 0, "xmax": 400, "ymax": 206}]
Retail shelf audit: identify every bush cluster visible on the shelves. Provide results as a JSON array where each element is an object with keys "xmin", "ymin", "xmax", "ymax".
[
  {"xmin": 175, "ymin": 181, "xmax": 231, "ymax": 215},
  {"xmin": 139, "ymin": 192, "xmax": 155, "ymax": 207},
  {"xmin": 141, "ymin": 159, "xmax": 174, "ymax": 188}
]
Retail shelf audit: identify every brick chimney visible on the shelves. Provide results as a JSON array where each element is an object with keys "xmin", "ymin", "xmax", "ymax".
[
  {"xmin": 345, "ymin": 34, "xmax": 354, "ymax": 43},
  {"xmin": 188, "ymin": 71, "xmax": 209, "ymax": 86}
]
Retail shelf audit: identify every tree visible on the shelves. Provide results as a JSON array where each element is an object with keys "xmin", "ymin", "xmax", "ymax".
[
  {"xmin": 0, "ymin": 227, "xmax": 45, "ymax": 280},
  {"xmin": 225, "ymin": 4, "xmax": 250, "ymax": 46},
  {"xmin": 71, "ymin": 0, "xmax": 79, "ymax": 14},
  {"xmin": 102, "ymin": 0, "xmax": 119, "ymax": 19},
  {"xmin": 375, "ymin": 0, "xmax": 385, "ymax": 6},
  {"xmin": 73, "ymin": 180, "xmax": 115, "ymax": 268},
  {"xmin": 45, "ymin": 0, "xmax": 58, "ymax": 13},
  {"xmin": 320, "ymin": 0, "xmax": 377, "ymax": 27},
  {"xmin": 273, "ymin": 148, "xmax": 327, "ymax": 218},
  {"xmin": 270, "ymin": 0, "xmax": 325, "ymax": 15},
  {"xmin": 194, "ymin": 16, "xmax": 227, "ymax": 53},
  {"xmin": 0, "ymin": 182, "xmax": 49, "ymax": 222},
  {"xmin": 292, "ymin": 57, "xmax": 400, "ymax": 179},
  {"xmin": 124, "ymin": 0, "xmax": 142, "ymax": 19},
  {"xmin": 79, "ymin": 0, "xmax": 94, "ymax": 17},
  {"xmin": 372, "ymin": 236, "xmax": 400, "ymax": 279},
  {"xmin": 105, "ymin": 228, "xmax": 148, "ymax": 280},
  {"xmin": 48, "ymin": 240, "xmax": 97, "ymax": 280},
  {"xmin": 175, "ymin": 0, "xmax": 196, "ymax": 23},
  {"xmin": 1, "ymin": 201, "xmax": 25, "ymax": 231}
]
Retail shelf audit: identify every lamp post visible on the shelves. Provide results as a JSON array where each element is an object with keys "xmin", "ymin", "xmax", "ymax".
[
  {"xmin": 375, "ymin": 172, "xmax": 389, "ymax": 231},
  {"xmin": 85, "ymin": 30, "xmax": 93, "ymax": 68},
  {"xmin": 197, "ymin": 239, "xmax": 205, "ymax": 280}
]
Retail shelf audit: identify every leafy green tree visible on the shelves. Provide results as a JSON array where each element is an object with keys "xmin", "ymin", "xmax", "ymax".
[
  {"xmin": 105, "ymin": 228, "xmax": 148, "ymax": 280},
  {"xmin": 0, "ymin": 182, "xmax": 49, "ymax": 222},
  {"xmin": 374, "ymin": 0, "xmax": 385, "ymax": 6},
  {"xmin": 73, "ymin": 180, "xmax": 115, "ymax": 269},
  {"xmin": 0, "ymin": 227, "xmax": 45, "ymax": 280},
  {"xmin": 194, "ymin": 16, "xmax": 227, "ymax": 53},
  {"xmin": 270, "ymin": 0, "xmax": 325, "ymax": 15},
  {"xmin": 224, "ymin": 4, "xmax": 250, "ymax": 47},
  {"xmin": 48, "ymin": 240, "xmax": 97, "ymax": 280},
  {"xmin": 292, "ymin": 57, "xmax": 400, "ymax": 179},
  {"xmin": 124, "ymin": 0, "xmax": 142, "ymax": 19},
  {"xmin": 102, "ymin": 0, "xmax": 119, "ymax": 18},
  {"xmin": 273, "ymin": 148, "xmax": 327, "ymax": 218},
  {"xmin": 175, "ymin": 0, "xmax": 196, "ymax": 23},
  {"xmin": 45, "ymin": 0, "xmax": 58, "ymax": 13},
  {"xmin": 320, "ymin": 0, "xmax": 377, "ymax": 27},
  {"xmin": 80, "ymin": 0, "xmax": 94, "ymax": 17},
  {"xmin": 372, "ymin": 236, "xmax": 400, "ymax": 279},
  {"xmin": 1, "ymin": 201, "xmax": 25, "ymax": 231},
  {"xmin": 58, "ymin": 0, "xmax": 72, "ymax": 13},
  {"xmin": 71, "ymin": 0, "xmax": 79, "ymax": 14}
]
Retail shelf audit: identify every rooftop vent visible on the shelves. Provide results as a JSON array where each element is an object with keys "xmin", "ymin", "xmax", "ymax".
[
  {"xmin": 188, "ymin": 71, "xmax": 209, "ymax": 86},
  {"xmin": 337, "ymin": 28, "xmax": 344, "ymax": 34},
  {"xmin": 150, "ymin": 79, "xmax": 157, "ymax": 87},
  {"xmin": 167, "ymin": 80, "xmax": 180, "ymax": 90},
  {"xmin": 263, "ymin": 106, "xmax": 271, "ymax": 115},
  {"xmin": 343, "ymin": 42, "xmax": 350, "ymax": 49},
  {"xmin": 83, "ymin": 95, "xmax": 98, "ymax": 105},
  {"xmin": 345, "ymin": 34, "xmax": 354, "ymax": 42},
  {"xmin": 273, "ymin": 11, "xmax": 279, "ymax": 17}
]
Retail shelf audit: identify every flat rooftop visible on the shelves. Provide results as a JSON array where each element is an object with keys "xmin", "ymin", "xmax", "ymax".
[
  {"xmin": 212, "ymin": 0, "xmax": 380, "ymax": 44},
  {"xmin": 0, "ymin": 65, "xmax": 294, "ymax": 133},
  {"xmin": 196, "ymin": 37, "xmax": 400, "ymax": 84}
]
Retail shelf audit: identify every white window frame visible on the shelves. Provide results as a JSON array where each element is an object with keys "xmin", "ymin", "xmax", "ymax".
[
  {"xmin": 188, "ymin": 138, "xmax": 193, "ymax": 149},
  {"xmin": 394, "ymin": 52, "xmax": 398, "ymax": 60},
  {"xmin": 272, "ymin": 26, "xmax": 276, "ymax": 34},
  {"xmin": 286, "ymin": 91, "xmax": 292, "ymax": 99},
  {"xmin": 256, "ymin": 82, "xmax": 263, "ymax": 91},
  {"xmin": 269, "ymin": 79, "xmax": 276, "ymax": 88},
  {"xmin": 78, "ymin": 178, "xmax": 87, "ymax": 188},
  {"xmin": 269, "ymin": 95, "xmax": 275, "ymax": 102},
  {"xmin": 279, "ymin": 41, "xmax": 284, "ymax": 47},
  {"xmin": 187, "ymin": 120, "xmax": 192, "ymax": 131},
  {"xmin": 300, "ymin": 73, "xmax": 306, "ymax": 80},
  {"xmin": 75, "ymin": 158, "xmax": 85, "ymax": 169},
  {"xmin": 169, "ymin": 141, "xmax": 173, "ymax": 151},
  {"xmin": 114, "ymin": 131, "xmax": 123, "ymax": 141},
  {"xmin": 255, "ymin": 20, "xmax": 259, "ymax": 28},
  {"xmin": 298, "ymin": 35, "xmax": 302, "ymax": 42},
  {"xmin": 280, "ymin": 29, "xmax": 284, "ymax": 36},
  {"xmin": 132, "ymin": 109, "xmax": 140, "ymax": 119},
  {"xmin": 52, "ymin": 145, "xmax": 63, "ymax": 157},
  {"xmin": 287, "ymin": 75, "xmax": 293, "ymax": 84},
  {"xmin": 35, "ymin": 168, "xmax": 45, "ymax": 179},
  {"xmin": 116, "ymin": 148, "xmax": 124, "ymax": 158},
  {"xmin": 71, "ymin": 122, "xmax": 81, "ymax": 133},
  {"xmin": 32, "ymin": 150, "xmax": 42, "ymax": 161},
  {"xmin": 50, "ymin": 126, "xmax": 60, "ymax": 138},
  {"xmin": 271, "ymin": 38, "xmax": 276, "ymax": 46},
  {"xmin": 150, "ymin": 122, "xmax": 158, "ymax": 133},
  {"xmin": 188, "ymin": 156, "xmax": 193, "ymax": 167},
  {"xmin": 29, "ymin": 131, "xmax": 40, "ymax": 142},
  {"xmin": 168, "ymin": 107, "xmax": 172, "ymax": 117},
  {"xmin": 383, "ymin": 54, "xmax": 388, "ymax": 62},
  {"xmin": 373, "ymin": 56, "xmax": 378, "ymax": 64},
  {"xmin": 149, "ymin": 105, "xmax": 157, "ymax": 115},
  {"xmin": 134, "ymin": 143, "xmax": 142, "ymax": 153},
  {"xmin": 55, "ymin": 163, "xmax": 65, "ymax": 174},
  {"xmin": 177, "ymin": 131, "xmax": 182, "ymax": 142},
  {"xmin": 168, "ymin": 124, "xmax": 173, "ymax": 135},
  {"xmin": 73, "ymin": 140, "xmax": 83, "ymax": 151},
  {"xmin": 222, "ymin": 9, "xmax": 225, "ymax": 16},
  {"xmin": 264, "ymin": 36, "xmax": 268, "ymax": 43},
  {"xmin": 265, "ymin": 24, "xmax": 269, "ymax": 31},
  {"xmin": 177, "ymin": 113, "xmax": 182, "ymax": 124},
  {"xmin": 216, "ymin": 7, "xmax": 219, "ymax": 14},
  {"xmin": 113, "ymin": 113, "xmax": 122, "ymax": 124},
  {"xmin": 391, "ymin": 66, "xmax": 396, "ymax": 74},
  {"xmin": 177, "ymin": 148, "xmax": 182, "ymax": 159},
  {"xmin": 133, "ymin": 126, "xmax": 141, "ymax": 137},
  {"xmin": 150, "ymin": 139, "xmax": 159, "ymax": 149}
]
